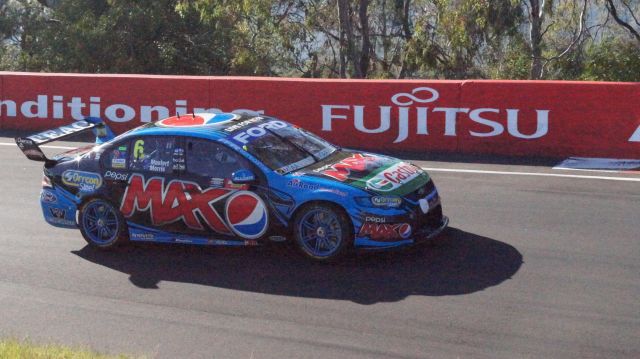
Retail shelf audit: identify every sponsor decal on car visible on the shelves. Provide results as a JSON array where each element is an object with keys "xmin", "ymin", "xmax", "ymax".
[
  {"xmin": 317, "ymin": 188, "xmax": 348, "ymax": 197},
  {"xmin": 40, "ymin": 190, "xmax": 57, "ymax": 203},
  {"xmin": 366, "ymin": 163, "xmax": 422, "ymax": 192},
  {"xmin": 371, "ymin": 196, "xmax": 403, "ymax": 207},
  {"xmin": 225, "ymin": 191, "xmax": 268, "ymax": 239},
  {"xmin": 210, "ymin": 178, "xmax": 224, "ymax": 188},
  {"xmin": 120, "ymin": 174, "xmax": 267, "ymax": 239},
  {"xmin": 223, "ymin": 178, "xmax": 249, "ymax": 190},
  {"xmin": 232, "ymin": 173, "xmax": 255, "ymax": 183},
  {"xmin": 130, "ymin": 232, "xmax": 155, "ymax": 241},
  {"xmin": 147, "ymin": 159, "xmax": 170, "ymax": 172},
  {"xmin": 358, "ymin": 222, "xmax": 412, "ymax": 241},
  {"xmin": 268, "ymin": 235, "xmax": 287, "ymax": 242},
  {"xmin": 318, "ymin": 153, "xmax": 382, "ymax": 181},
  {"xmin": 133, "ymin": 139, "xmax": 145, "ymax": 159},
  {"xmin": 62, "ymin": 170, "xmax": 102, "ymax": 192},
  {"xmin": 111, "ymin": 145, "xmax": 128, "ymax": 168},
  {"xmin": 156, "ymin": 113, "xmax": 238, "ymax": 127},
  {"xmin": 111, "ymin": 158, "xmax": 127, "ymax": 168},
  {"xmin": 286, "ymin": 179, "xmax": 319, "ymax": 190},
  {"xmin": 104, "ymin": 170, "xmax": 129, "ymax": 181},
  {"xmin": 120, "ymin": 174, "xmax": 233, "ymax": 234},
  {"xmin": 223, "ymin": 117, "xmax": 264, "ymax": 132},
  {"xmin": 172, "ymin": 147, "xmax": 186, "ymax": 171},
  {"xmin": 27, "ymin": 120, "xmax": 93, "ymax": 144},
  {"xmin": 231, "ymin": 120, "xmax": 288, "ymax": 144},
  {"xmin": 276, "ymin": 157, "xmax": 315, "ymax": 174},
  {"xmin": 49, "ymin": 207, "xmax": 65, "ymax": 218},
  {"xmin": 364, "ymin": 215, "xmax": 387, "ymax": 223},
  {"xmin": 47, "ymin": 217, "xmax": 76, "ymax": 226}
]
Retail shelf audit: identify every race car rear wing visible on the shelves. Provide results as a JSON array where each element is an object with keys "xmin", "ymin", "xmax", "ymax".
[{"xmin": 14, "ymin": 117, "xmax": 115, "ymax": 163}]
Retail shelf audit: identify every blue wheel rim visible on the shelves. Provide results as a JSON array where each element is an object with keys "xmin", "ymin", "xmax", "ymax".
[
  {"xmin": 298, "ymin": 208, "xmax": 342, "ymax": 257},
  {"xmin": 82, "ymin": 201, "xmax": 119, "ymax": 245}
]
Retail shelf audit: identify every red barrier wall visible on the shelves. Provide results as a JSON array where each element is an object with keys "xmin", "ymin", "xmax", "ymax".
[{"xmin": 1, "ymin": 72, "xmax": 639, "ymax": 158}]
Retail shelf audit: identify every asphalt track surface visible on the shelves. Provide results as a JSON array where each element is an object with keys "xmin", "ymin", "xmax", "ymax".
[{"xmin": 0, "ymin": 139, "xmax": 638, "ymax": 358}]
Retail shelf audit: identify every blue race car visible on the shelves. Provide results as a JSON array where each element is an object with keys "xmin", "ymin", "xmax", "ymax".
[{"xmin": 16, "ymin": 113, "xmax": 448, "ymax": 261}]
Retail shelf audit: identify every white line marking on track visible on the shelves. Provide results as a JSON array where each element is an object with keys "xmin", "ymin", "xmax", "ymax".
[
  {"xmin": 421, "ymin": 167, "xmax": 640, "ymax": 182},
  {"xmin": 553, "ymin": 167, "xmax": 620, "ymax": 173},
  {"xmin": 0, "ymin": 142, "xmax": 76, "ymax": 150}
]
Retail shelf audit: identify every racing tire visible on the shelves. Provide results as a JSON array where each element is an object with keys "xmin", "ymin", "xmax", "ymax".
[
  {"xmin": 293, "ymin": 203, "xmax": 353, "ymax": 262},
  {"xmin": 78, "ymin": 198, "xmax": 129, "ymax": 249}
]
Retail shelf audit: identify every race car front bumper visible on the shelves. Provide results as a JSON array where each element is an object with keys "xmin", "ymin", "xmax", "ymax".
[
  {"xmin": 354, "ymin": 204, "xmax": 449, "ymax": 250},
  {"xmin": 412, "ymin": 215, "xmax": 449, "ymax": 244}
]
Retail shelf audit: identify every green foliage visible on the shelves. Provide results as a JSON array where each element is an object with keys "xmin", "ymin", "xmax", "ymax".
[
  {"xmin": 581, "ymin": 39, "xmax": 640, "ymax": 82},
  {"xmin": 0, "ymin": 0, "xmax": 637, "ymax": 81}
]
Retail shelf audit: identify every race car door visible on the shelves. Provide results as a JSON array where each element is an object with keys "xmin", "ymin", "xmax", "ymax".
[
  {"xmin": 181, "ymin": 137, "xmax": 270, "ymax": 241},
  {"xmin": 116, "ymin": 135, "xmax": 191, "ymax": 234}
]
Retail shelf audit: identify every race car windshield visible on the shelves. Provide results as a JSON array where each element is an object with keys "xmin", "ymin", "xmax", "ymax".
[{"xmin": 243, "ymin": 125, "xmax": 338, "ymax": 174}]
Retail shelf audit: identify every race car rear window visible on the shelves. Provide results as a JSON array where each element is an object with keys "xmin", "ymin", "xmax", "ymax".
[{"xmin": 129, "ymin": 136, "xmax": 183, "ymax": 174}]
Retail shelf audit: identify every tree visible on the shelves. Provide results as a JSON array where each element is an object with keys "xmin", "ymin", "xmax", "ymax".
[
  {"xmin": 604, "ymin": 0, "xmax": 640, "ymax": 42},
  {"xmin": 523, "ymin": 0, "xmax": 589, "ymax": 79}
]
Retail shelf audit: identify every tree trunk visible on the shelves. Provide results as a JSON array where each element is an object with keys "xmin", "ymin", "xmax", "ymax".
[
  {"xmin": 359, "ymin": 0, "xmax": 370, "ymax": 78},
  {"xmin": 337, "ymin": 0, "xmax": 361, "ymax": 78},
  {"xmin": 529, "ymin": 0, "xmax": 544, "ymax": 79},
  {"xmin": 337, "ymin": 0, "xmax": 348, "ymax": 78}
]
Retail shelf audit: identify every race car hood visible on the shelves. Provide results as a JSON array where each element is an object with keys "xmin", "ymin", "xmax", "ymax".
[{"xmin": 301, "ymin": 150, "xmax": 430, "ymax": 196}]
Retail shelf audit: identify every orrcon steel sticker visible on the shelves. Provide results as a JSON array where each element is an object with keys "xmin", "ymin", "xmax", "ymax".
[{"xmin": 62, "ymin": 170, "xmax": 103, "ymax": 192}]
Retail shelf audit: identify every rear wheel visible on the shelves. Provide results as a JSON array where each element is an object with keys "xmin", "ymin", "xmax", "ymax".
[
  {"xmin": 79, "ymin": 198, "xmax": 128, "ymax": 249},
  {"xmin": 293, "ymin": 204, "xmax": 352, "ymax": 262}
]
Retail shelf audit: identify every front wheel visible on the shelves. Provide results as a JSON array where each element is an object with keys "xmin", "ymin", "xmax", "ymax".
[
  {"xmin": 78, "ymin": 198, "xmax": 128, "ymax": 249},
  {"xmin": 293, "ymin": 204, "xmax": 352, "ymax": 262}
]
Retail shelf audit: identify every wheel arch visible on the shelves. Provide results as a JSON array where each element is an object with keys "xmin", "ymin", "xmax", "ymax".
[{"xmin": 290, "ymin": 200, "xmax": 355, "ymax": 235}]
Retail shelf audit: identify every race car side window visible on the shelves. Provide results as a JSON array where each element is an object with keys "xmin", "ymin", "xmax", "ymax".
[
  {"xmin": 129, "ymin": 136, "xmax": 184, "ymax": 174},
  {"xmin": 102, "ymin": 141, "xmax": 130, "ymax": 170},
  {"xmin": 185, "ymin": 138, "xmax": 249, "ymax": 179}
]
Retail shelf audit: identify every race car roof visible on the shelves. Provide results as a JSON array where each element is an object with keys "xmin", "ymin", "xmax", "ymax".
[{"xmin": 123, "ymin": 113, "xmax": 274, "ymax": 141}]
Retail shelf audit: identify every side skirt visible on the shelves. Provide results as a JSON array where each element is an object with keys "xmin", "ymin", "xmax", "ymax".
[{"xmin": 127, "ymin": 223, "xmax": 260, "ymax": 247}]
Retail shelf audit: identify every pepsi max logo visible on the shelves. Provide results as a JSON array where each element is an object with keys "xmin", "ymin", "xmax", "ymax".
[
  {"xmin": 156, "ymin": 113, "xmax": 238, "ymax": 127},
  {"xmin": 225, "ymin": 192, "xmax": 268, "ymax": 239},
  {"xmin": 398, "ymin": 223, "xmax": 412, "ymax": 239},
  {"xmin": 358, "ymin": 222, "xmax": 412, "ymax": 241}
]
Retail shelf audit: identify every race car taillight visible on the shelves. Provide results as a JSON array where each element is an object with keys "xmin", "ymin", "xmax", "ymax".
[{"xmin": 42, "ymin": 173, "xmax": 52, "ymax": 188}]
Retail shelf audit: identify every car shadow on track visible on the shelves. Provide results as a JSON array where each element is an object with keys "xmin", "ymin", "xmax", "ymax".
[{"xmin": 72, "ymin": 227, "xmax": 522, "ymax": 304}]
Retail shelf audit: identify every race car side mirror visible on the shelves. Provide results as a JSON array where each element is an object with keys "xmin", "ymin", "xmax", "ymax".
[{"xmin": 231, "ymin": 169, "xmax": 256, "ymax": 184}]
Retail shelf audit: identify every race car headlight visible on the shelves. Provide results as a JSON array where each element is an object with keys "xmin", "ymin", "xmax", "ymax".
[{"xmin": 355, "ymin": 196, "xmax": 402, "ymax": 208}]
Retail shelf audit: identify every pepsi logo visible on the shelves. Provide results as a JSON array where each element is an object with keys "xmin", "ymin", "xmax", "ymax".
[
  {"xmin": 224, "ymin": 191, "xmax": 268, "ymax": 239},
  {"xmin": 157, "ymin": 113, "xmax": 238, "ymax": 127},
  {"xmin": 398, "ymin": 223, "xmax": 412, "ymax": 239}
]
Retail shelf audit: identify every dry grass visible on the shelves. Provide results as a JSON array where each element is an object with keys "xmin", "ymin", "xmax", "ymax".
[{"xmin": 0, "ymin": 339, "xmax": 139, "ymax": 359}]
